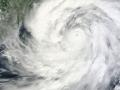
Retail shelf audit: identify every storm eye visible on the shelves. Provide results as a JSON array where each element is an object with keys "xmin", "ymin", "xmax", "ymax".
[{"xmin": 19, "ymin": 23, "xmax": 32, "ymax": 44}]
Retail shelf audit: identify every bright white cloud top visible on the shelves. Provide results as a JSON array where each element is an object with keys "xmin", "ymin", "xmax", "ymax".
[{"xmin": 0, "ymin": 0, "xmax": 120, "ymax": 90}]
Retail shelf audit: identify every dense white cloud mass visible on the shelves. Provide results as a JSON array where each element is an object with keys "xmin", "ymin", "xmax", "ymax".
[{"xmin": 0, "ymin": 0, "xmax": 120, "ymax": 90}]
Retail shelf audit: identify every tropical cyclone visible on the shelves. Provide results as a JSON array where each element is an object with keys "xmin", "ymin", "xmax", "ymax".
[{"xmin": 0, "ymin": 0, "xmax": 120, "ymax": 90}]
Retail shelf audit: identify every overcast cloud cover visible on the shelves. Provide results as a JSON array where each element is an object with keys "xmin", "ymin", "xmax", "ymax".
[{"xmin": 0, "ymin": 0, "xmax": 120, "ymax": 90}]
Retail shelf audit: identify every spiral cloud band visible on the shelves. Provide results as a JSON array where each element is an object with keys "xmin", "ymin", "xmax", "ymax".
[{"xmin": 0, "ymin": 0, "xmax": 120, "ymax": 90}]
